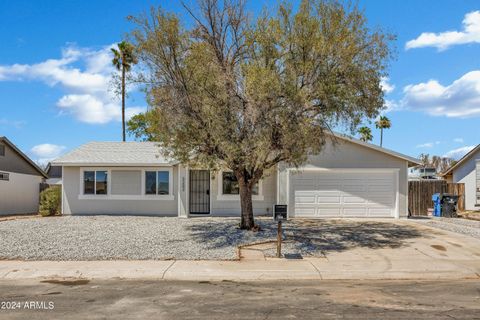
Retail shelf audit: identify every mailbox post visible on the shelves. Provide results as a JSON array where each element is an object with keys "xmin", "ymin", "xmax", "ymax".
[{"xmin": 273, "ymin": 205, "xmax": 287, "ymax": 258}]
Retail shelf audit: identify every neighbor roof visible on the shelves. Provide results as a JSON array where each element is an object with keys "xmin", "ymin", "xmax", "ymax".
[
  {"xmin": 52, "ymin": 142, "xmax": 175, "ymax": 166},
  {"xmin": 441, "ymin": 144, "xmax": 480, "ymax": 176},
  {"xmin": 0, "ymin": 136, "xmax": 48, "ymax": 178},
  {"xmin": 332, "ymin": 132, "xmax": 421, "ymax": 166}
]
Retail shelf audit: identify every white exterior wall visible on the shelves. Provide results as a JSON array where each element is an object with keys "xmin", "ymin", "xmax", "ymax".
[
  {"xmin": 0, "ymin": 171, "xmax": 42, "ymax": 215},
  {"xmin": 209, "ymin": 169, "xmax": 277, "ymax": 216},
  {"xmin": 62, "ymin": 166, "xmax": 178, "ymax": 215},
  {"xmin": 278, "ymin": 139, "xmax": 410, "ymax": 218},
  {"xmin": 452, "ymin": 148, "xmax": 480, "ymax": 211}
]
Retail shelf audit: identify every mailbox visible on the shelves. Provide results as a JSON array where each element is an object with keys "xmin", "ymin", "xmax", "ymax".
[{"xmin": 273, "ymin": 205, "xmax": 288, "ymax": 221}]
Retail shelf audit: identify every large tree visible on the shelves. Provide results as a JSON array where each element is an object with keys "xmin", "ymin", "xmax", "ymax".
[
  {"xmin": 128, "ymin": 0, "xmax": 394, "ymax": 229},
  {"xmin": 357, "ymin": 126, "xmax": 373, "ymax": 142},
  {"xmin": 111, "ymin": 41, "xmax": 138, "ymax": 142}
]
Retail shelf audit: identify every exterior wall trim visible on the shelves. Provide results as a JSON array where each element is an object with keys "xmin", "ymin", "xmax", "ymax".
[
  {"xmin": 215, "ymin": 170, "xmax": 264, "ymax": 201},
  {"xmin": 78, "ymin": 167, "xmax": 174, "ymax": 201}
]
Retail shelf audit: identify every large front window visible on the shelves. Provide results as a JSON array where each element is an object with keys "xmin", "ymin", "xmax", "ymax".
[
  {"xmin": 145, "ymin": 171, "xmax": 170, "ymax": 195},
  {"xmin": 222, "ymin": 172, "xmax": 259, "ymax": 195},
  {"xmin": 83, "ymin": 171, "xmax": 108, "ymax": 195}
]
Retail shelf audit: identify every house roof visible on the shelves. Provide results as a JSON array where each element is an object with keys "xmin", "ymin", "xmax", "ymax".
[
  {"xmin": 332, "ymin": 132, "xmax": 421, "ymax": 166},
  {"xmin": 0, "ymin": 136, "xmax": 48, "ymax": 178},
  {"xmin": 53, "ymin": 135, "xmax": 421, "ymax": 167},
  {"xmin": 51, "ymin": 141, "xmax": 175, "ymax": 166},
  {"xmin": 441, "ymin": 144, "xmax": 480, "ymax": 176}
]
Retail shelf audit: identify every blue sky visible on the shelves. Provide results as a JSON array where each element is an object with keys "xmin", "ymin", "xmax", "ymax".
[{"xmin": 0, "ymin": 0, "xmax": 479, "ymax": 165}]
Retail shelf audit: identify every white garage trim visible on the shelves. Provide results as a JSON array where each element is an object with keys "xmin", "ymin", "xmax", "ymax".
[{"xmin": 286, "ymin": 168, "xmax": 400, "ymax": 219}]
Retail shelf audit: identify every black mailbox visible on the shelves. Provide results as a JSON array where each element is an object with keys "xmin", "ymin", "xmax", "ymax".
[{"xmin": 273, "ymin": 205, "xmax": 288, "ymax": 221}]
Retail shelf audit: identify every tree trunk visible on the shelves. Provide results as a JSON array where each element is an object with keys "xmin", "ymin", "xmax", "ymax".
[
  {"xmin": 238, "ymin": 175, "xmax": 255, "ymax": 230},
  {"xmin": 380, "ymin": 128, "xmax": 383, "ymax": 147},
  {"xmin": 121, "ymin": 66, "xmax": 126, "ymax": 142}
]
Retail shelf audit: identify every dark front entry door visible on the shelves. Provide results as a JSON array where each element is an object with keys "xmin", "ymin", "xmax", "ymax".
[{"xmin": 189, "ymin": 170, "xmax": 210, "ymax": 214}]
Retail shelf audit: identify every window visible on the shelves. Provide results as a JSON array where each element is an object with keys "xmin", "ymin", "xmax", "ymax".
[
  {"xmin": 221, "ymin": 172, "xmax": 259, "ymax": 195},
  {"xmin": 0, "ymin": 144, "xmax": 4, "ymax": 156},
  {"xmin": 0, "ymin": 172, "xmax": 9, "ymax": 181},
  {"xmin": 83, "ymin": 170, "xmax": 108, "ymax": 195},
  {"xmin": 145, "ymin": 171, "xmax": 170, "ymax": 195}
]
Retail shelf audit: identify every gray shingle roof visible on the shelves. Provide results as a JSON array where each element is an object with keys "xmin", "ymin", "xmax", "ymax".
[{"xmin": 52, "ymin": 142, "xmax": 175, "ymax": 166}]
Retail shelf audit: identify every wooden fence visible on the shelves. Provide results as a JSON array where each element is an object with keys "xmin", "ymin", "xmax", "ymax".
[{"xmin": 408, "ymin": 180, "xmax": 465, "ymax": 216}]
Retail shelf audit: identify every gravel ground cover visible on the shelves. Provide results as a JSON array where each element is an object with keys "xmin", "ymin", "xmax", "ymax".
[
  {"xmin": 0, "ymin": 216, "xmax": 422, "ymax": 260},
  {"xmin": 411, "ymin": 217, "xmax": 480, "ymax": 240}
]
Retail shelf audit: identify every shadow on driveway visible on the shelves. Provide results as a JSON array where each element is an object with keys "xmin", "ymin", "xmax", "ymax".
[{"xmin": 187, "ymin": 219, "xmax": 424, "ymax": 256}]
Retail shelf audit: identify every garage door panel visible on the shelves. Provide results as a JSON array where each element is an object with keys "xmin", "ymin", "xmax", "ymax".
[
  {"xmin": 343, "ymin": 195, "xmax": 367, "ymax": 203},
  {"xmin": 292, "ymin": 170, "xmax": 397, "ymax": 218},
  {"xmin": 317, "ymin": 195, "xmax": 341, "ymax": 204},
  {"xmin": 343, "ymin": 207, "xmax": 367, "ymax": 216},
  {"xmin": 317, "ymin": 207, "xmax": 342, "ymax": 216},
  {"xmin": 295, "ymin": 207, "xmax": 316, "ymax": 217},
  {"xmin": 368, "ymin": 208, "xmax": 392, "ymax": 216}
]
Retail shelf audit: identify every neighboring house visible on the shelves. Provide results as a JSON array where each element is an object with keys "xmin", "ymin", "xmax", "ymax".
[
  {"xmin": 0, "ymin": 136, "xmax": 47, "ymax": 215},
  {"xmin": 408, "ymin": 166, "xmax": 440, "ymax": 180},
  {"xmin": 442, "ymin": 145, "xmax": 480, "ymax": 211},
  {"xmin": 52, "ymin": 135, "xmax": 420, "ymax": 219},
  {"xmin": 46, "ymin": 163, "xmax": 62, "ymax": 185}
]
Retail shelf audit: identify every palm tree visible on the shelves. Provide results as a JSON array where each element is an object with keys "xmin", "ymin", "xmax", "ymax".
[
  {"xmin": 358, "ymin": 126, "xmax": 373, "ymax": 142},
  {"xmin": 112, "ymin": 41, "xmax": 138, "ymax": 142},
  {"xmin": 375, "ymin": 116, "xmax": 391, "ymax": 147}
]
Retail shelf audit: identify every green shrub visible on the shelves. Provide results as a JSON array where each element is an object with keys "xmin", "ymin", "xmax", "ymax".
[{"xmin": 39, "ymin": 187, "xmax": 61, "ymax": 217}]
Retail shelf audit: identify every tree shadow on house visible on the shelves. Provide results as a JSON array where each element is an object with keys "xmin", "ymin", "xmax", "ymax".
[{"xmin": 186, "ymin": 218, "xmax": 424, "ymax": 256}]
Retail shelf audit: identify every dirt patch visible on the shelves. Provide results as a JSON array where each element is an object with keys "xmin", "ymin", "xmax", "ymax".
[
  {"xmin": 41, "ymin": 279, "xmax": 90, "ymax": 286},
  {"xmin": 430, "ymin": 245, "xmax": 447, "ymax": 251}
]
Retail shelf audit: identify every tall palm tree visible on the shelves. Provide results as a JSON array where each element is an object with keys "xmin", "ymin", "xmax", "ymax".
[
  {"xmin": 112, "ymin": 41, "xmax": 137, "ymax": 142},
  {"xmin": 358, "ymin": 126, "xmax": 373, "ymax": 142},
  {"xmin": 375, "ymin": 116, "xmax": 391, "ymax": 147}
]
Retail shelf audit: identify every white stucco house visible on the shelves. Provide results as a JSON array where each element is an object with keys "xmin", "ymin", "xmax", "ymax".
[
  {"xmin": 0, "ymin": 136, "xmax": 48, "ymax": 215},
  {"xmin": 442, "ymin": 145, "xmax": 480, "ymax": 211},
  {"xmin": 52, "ymin": 134, "xmax": 420, "ymax": 219}
]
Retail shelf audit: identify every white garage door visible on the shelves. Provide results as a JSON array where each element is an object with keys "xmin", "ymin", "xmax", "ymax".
[{"xmin": 291, "ymin": 170, "xmax": 397, "ymax": 218}]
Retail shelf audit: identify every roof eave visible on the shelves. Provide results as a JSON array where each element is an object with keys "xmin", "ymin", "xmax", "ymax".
[{"xmin": 0, "ymin": 136, "xmax": 48, "ymax": 178}]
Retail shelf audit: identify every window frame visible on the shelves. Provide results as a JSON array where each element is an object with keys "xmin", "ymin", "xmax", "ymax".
[
  {"xmin": 217, "ymin": 170, "xmax": 264, "ymax": 201},
  {"xmin": 79, "ymin": 167, "xmax": 174, "ymax": 201},
  {"xmin": 81, "ymin": 169, "xmax": 109, "ymax": 196},
  {"xmin": 144, "ymin": 169, "xmax": 172, "ymax": 197},
  {"xmin": 0, "ymin": 171, "xmax": 9, "ymax": 181},
  {"xmin": 0, "ymin": 144, "xmax": 5, "ymax": 156}
]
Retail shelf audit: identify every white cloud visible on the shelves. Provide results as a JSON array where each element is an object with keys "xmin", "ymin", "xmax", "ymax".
[
  {"xmin": 443, "ymin": 145, "xmax": 476, "ymax": 160},
  {"xmin": 0, "ymin": 118, "xmax": 26, "ymax": 129},
  {"xmin": 402, "ymin": 70, "xmax": 480, "ymax": 118},
  {"xmin": 416, "ymin": 142, "xmax": 434, "ymax": 148},
  {"xmin": 406, "ymin": 11, "xmax": 480, "ymax": 50},
  {"xmin": 453, "ymin": 138, "xmax": 464, "ymax": 143},
  {"xmin": 380, "ymin": 77, "xmax": 395, "ymax": 94},
  {"xmin": 0, "ymin": 44, "xmax": 145, "ymax": 124},
  {"xmin": 31, "ymin": 144, "xmax": 66, "ymax": 158}
]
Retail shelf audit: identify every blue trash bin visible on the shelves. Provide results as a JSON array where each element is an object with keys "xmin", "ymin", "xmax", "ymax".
[{"xmin": 432, "ymin": 193, "xmax": 441, "ymax": 217}]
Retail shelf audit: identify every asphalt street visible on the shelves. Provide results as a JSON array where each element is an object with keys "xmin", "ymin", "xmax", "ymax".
[{"xmin": 0, "ymin": 279, "xmax": 479, "ymax": 319}]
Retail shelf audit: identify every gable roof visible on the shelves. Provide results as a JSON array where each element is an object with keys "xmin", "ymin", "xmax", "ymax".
[
  {"xmin": 52, "ymin": 135, "xmax": 420, "ymax": 167},
  {"xmin": 52, "ymin": 141, "xmax": 175, "ymax": 166},
  {"xmin": 441, "ymin": 144, "xmax": 480, "ymax": 176},
  {"xmin": 0, "ymin": 136, "xmax": 48, "ymax": 178},
  {"xmin": 332, "ymin": 132, "xmax": 421, "ymax": 166}
]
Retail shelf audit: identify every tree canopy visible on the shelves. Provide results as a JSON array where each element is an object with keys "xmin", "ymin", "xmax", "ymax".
[{"xmin": 128, "ymin": 0, "xmax": 395, "ymax": 228}]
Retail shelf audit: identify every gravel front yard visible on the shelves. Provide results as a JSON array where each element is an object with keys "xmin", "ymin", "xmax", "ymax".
[
  {"xmin": 0, "ymin": 216, "xmax": 423, "ymax": 261},
  {"xmin": 411, "ymin": 217, "xmax": 480, "ymax": 240}
]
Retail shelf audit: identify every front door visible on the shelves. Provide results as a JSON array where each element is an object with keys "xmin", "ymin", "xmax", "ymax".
[{"xmin": 189, "ymin": 170, "xmax": 210, "ymax": 214}]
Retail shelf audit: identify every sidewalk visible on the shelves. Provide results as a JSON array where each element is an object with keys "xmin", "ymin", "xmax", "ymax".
[{"xmin": 1, "ymin": 248, "xmax": 479, "ymax": 281}]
